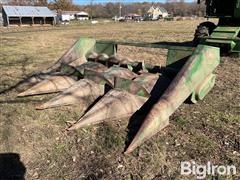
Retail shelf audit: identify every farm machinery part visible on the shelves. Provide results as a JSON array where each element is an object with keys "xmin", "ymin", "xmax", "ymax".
[
  {"xmin": 195, "ymin": 0, "xmax": 240, "ymax": 54},
  {"xmin": 18, "ymin": 38, "xmax": 220, "ymax": 153}
]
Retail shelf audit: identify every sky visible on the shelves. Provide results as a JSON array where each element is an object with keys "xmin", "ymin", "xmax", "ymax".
[{"xmin": 73, "ymin": 0, "xmax": 195, "ymax": 5}]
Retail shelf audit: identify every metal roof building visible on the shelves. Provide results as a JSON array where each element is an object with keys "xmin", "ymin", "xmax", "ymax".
[{"xmin": 2, "ymin": 5, "xmax": 56, "ymax": 26}]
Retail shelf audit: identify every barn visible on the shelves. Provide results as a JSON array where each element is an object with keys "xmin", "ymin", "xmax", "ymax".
[{"xmin": 2, "ymin": 5, "xmax": 56, "ymax": 27}]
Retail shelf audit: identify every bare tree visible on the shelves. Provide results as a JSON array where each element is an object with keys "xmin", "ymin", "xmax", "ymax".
[{"xmin": 53, "ymin": 0, "xmax": 73, "ymax": 10}]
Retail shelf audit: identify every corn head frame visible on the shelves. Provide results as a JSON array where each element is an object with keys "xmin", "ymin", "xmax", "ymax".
[{"xmin": 18, "ymin": 37, "xmax": 220, "ymax": 153}]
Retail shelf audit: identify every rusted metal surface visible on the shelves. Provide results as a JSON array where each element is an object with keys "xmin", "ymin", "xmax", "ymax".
[
  {"xmin": 17, "ymin": 76, "xmax": 76, "ymax": 97},
  {"xmin": 103, "ymin": 66, "xmax": 137, "ymax": 85},
  {"xmin": 85, "ymin": 66, "xmax": 137, "ymax": 87},
  {"xmin": 36, "ymin": 79, "xmax": 104, "ymax": 110},
  {"xmin": 114, "ymin": 73, "xmax": 160, "ymax": 97},
  {"xmin": 46, "ymin": 38, "xmax": 96, "ymax": 72},
  {"xmin": 18, "ymin": 62, "xmax": 107, "ymax": 97},
  {"xmin": 76, "ymin": 61, "xmax": 107, "ymax": 75},
  {"xmin": 68, "ymin": 89, "xmax": 148, "ymax": 130},
  {"xmin": 133, "ymin": 73, "xmax": 160, "ymax": 93},
  {"xmin": 67, "ymin": 73, "xmax": 162, "ymax": 130}
]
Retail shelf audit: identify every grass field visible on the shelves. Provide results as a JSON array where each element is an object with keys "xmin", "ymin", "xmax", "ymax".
[{"xmin": 0, "ymin": 20, "xmax": 239, "ymax": 179}]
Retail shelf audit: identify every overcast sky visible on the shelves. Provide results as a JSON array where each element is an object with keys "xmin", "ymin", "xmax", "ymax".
[{"xmin": 73, "ymin": 0, "xmax": 195, "ymax": 5}]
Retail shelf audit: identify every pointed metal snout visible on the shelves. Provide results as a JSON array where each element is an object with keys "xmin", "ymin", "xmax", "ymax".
[
  {"xmin": 125, "ymin": 45, "xmax": 220, "ymax": 153},
  {"xmin": 68, "ymin": 89, "xmax": 148, "ymax": 131},
  {"xmin": 124, "ymin": 102, "xmax": 170, "ymax": 154},
  {"xmin": 36, "ymin": 79, "xmax": 105, "ymax": 110},
  {"xmin": 17, "ymin": 76, "xmax": 76, "ymax": 97}
]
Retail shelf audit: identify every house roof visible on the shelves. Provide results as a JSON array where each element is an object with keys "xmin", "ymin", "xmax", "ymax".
[
  {"xmin": 126, "ymin": 13, "xmax": 141, "ymax": 17},
  {"xmin": 159, "ymin": 7, "xmax": 168, "ymax": 13},
  {"xmin": 62, "ymin": 11, "xmax": 80, "ymax": 15},
  {"xmin": 148, "ymin": 6, "xmax": 168, "ymax": 14},
  {"xmin": 76, "ymin": 11, "xmax": 89, "ymax": 16},
  {"xmin": 2, "ymin": 5, "xmax": 55, "ymax": 17}
]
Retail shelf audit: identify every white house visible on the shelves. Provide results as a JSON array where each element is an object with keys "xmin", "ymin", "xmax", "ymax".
[
  {"xmin": 58, "ymin": 11, "xmax": 89, "ymax": 22},
  {"xmin": 124, "ymin": 13, "xmax": 141, "ymax": 21},
  {"xmin": 76, "ymin": 11, "xmax": 89, "ymax": 21},
  {"xmin": 61, "ymin": 11, "xmax": 78, "ymax": 20},
  {"xmin": 146, "ymin": 6, "xmax": 169, "ymax": 20}
]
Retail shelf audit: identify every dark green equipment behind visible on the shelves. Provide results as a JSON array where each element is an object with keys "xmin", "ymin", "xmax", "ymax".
[{"xmin": 195, "ymin": 0, "xmax": 240, "ymax": 53}]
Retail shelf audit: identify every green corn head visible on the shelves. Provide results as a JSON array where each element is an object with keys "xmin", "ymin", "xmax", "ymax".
[{"xmin": 18, "ymin": 37, "xmax": 220, "ymax": 153}]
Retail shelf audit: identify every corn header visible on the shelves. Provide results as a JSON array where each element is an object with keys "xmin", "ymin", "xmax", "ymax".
[{"xmin": 18, "ymin": 37, "xmax": 220, "ymax": 153}]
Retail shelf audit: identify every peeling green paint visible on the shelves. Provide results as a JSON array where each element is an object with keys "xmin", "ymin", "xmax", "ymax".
[{"xmin": 18, "ymin": 37, "xmax": 221, "ymax": 154}]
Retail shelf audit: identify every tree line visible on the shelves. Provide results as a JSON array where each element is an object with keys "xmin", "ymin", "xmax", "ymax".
[{"xmin": 1, "ymin": 0, "xmax": 206, "ymax": 18}]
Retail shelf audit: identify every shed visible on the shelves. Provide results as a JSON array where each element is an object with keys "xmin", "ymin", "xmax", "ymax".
[{"xmin": 2, "ymin": 5, "xmax": 56, "ymax": 27}]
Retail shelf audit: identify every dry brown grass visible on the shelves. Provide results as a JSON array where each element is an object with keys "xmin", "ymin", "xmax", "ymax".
[{"xmin": 0, "ymin": 19, "xmax": 239, "ymax": 179}]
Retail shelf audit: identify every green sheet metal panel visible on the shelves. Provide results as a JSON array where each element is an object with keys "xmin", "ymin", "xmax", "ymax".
[
  {"xmin": 234, "ymin": 0, "xmax": 240, "ymax": 18},
  {"xmin": 211, "ymin": 32, "xmax": 238, "ymax": 38},
  {"xmin": 203, "ymin": 26, "xmax": 240, "ymax": 52},
  {"xmin": 95, "ymin": 42, "xmax": 117, "ymax": 56},
  {"xmin": 166, "ymin": 48, "xmax": 194, "ymax": 71},
  {"xmin": 214, "ymin": 26, "xmax": 240, "ymax": 32},
  {"xmin": 232, "ymin": 39, "xmax": 240, "ymax": 52},
  {"xmin": 210, "ymin": 26, "xmax": 240, "ymax": 39}
]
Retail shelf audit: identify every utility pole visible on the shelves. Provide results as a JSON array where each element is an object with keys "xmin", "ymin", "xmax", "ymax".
[
  {"xmin": 119, "ymin": 2, "xmax": 122, "ymax": 17},
  {"xmin": 111, "ymin": 0, "xmax": 123, "ymax": 18},
  {"xmin": 90, "ymin": 0, "xmax": 94, "ymax": 21}
]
